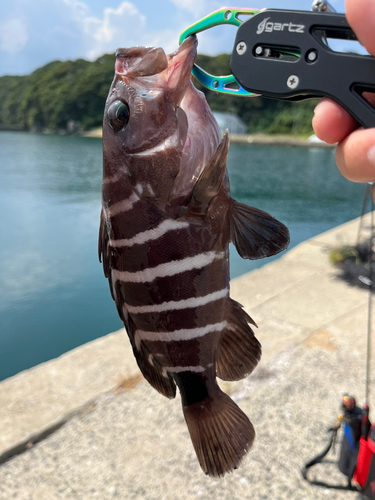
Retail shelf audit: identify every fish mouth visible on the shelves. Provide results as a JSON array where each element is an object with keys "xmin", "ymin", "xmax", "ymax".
[
  {"xmin": 155, "ymin": 35, "xmax": 197, "ymax": 93},
  {"xmin": 123, "ymin": 36, "xmax": 197, "ymax": 157},
  {"xmin": 172, "ymin": 34, "xmax": 197, "ymax": 57},
  {"xmin": 115, "ymin": 35, "xmax": 197, "ymax": 79}
]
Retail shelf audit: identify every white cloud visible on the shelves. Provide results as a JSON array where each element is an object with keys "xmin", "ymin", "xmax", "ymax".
[
  {"xmin": 81, "ymin": 1, "xmax": 180, "ymax": 61},
  {"xmin": 0, "ymin": 18, "xmax": 28, "ymax": 55},
  {"xmin": 84, "ymin": 2, "xmax": 146, "ymax": 57},
  {"xmin": 168, "ymin": 0, "xmax": 209, "ymax": 15},
  {"xmin": 0, "ymin": 0, "xmax": 220, "ymax": 75},
  {"xmin": 61, "ymin": 0, "xmax": 90, "ymax": 21}
]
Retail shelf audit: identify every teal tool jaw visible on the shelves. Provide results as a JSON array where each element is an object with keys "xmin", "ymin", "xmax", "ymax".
[
  {"xmin": 178, "ymin": 7, "xmax": 258, "ymax": 45},
  {"xmin": 192, "ymin": 65, "xmax": 258, "ymax": 96},
  {"xmin": 179, "ymin": 8, "xmax": 262, "ymax": 97}
]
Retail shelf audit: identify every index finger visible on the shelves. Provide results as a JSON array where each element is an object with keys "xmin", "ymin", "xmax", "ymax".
[{"xmin": 346, "ymin": 0, "xmax": 375, "ymax": 56}]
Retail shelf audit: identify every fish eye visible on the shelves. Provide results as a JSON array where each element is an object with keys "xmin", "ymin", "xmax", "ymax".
[{"xmin": 107, "ymin": 100, "xmax": 130, "ymax": 131}]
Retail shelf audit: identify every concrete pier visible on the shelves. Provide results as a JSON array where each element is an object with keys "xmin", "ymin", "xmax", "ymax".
[{"xmin": 0, "ymin": 214, "xmax": 373, "ymax": 499}]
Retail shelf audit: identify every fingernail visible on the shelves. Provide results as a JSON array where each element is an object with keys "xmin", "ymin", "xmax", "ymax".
[
  {"xmin": 313, "ymin": 103, "xmax": 321, "ymax": 116},
  {"xmin": 368, "ymin": 145, "xmax": 375, "ymax": 167}
]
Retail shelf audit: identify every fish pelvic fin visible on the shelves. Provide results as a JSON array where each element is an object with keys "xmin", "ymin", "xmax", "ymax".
[
  {"xmin": 133, "ymin": 341, "xmax": 176, "ymax": 399},
  {"xmin": 99, "ymin": 211, "xmax": 175, "ymax": 399},
  {"xmin": 189, "ymin": 131, "xmax": 229, "ymax": 214},
  {"xmin": 182, "ymin": 382, "xmax": 255, "ymax": 477},
  {"xmin": 99, "ymin": 208, "xmax": 119, "ymax": 304},
  {"xmin": 216, "ymin": 298, "xmax": 261, "ymax": 381},
  {"xmin": 125, "ymin": 316, "xmax": 176, "ymax": 400},
  {"xmin": 230, "ymin": 199, "xmax": 290, "ymax": 260},
  {"xmin": 98, "ymin": 209, "xmax": 110, "ymax": 276}
]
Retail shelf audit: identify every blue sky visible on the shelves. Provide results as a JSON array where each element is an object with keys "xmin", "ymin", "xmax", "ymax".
[{"xmin": 0, "ymin": 0, "xmax": 347, "ymax": 76}]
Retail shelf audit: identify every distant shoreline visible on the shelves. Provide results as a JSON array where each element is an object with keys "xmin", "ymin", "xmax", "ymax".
[
  {"xmin": 0, "ymin": 127, "xmax": 334, "ymax": 148},
  {"xmin": 229, "ymin": 133, "xmax": 334, "ymax": 148},
  {"xmin": 82, "ymin": 128, "xmax": 334, "ymax": 148}
]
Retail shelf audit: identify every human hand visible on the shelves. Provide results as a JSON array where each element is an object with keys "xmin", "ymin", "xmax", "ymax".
[{"xmin": 312, "ymin": 0, "xmax": 375, "ymax": 197}]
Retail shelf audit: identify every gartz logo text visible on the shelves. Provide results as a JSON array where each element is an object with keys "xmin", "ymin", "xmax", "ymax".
[{"xmin": 257, "ymin": 17, "xmax": 305, "ymax": 35}]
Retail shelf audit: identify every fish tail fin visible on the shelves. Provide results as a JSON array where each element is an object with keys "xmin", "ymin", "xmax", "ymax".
[{"xmin": 182, "ymin": 387, "xmax": 255, "ymax": 477}]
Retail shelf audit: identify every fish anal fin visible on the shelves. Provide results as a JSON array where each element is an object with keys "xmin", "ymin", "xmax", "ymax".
[
  {"xmin": 182, "ymin": 385, "xmax": 255, "ymax": 477},
  {"xmin": 125, "ymin": 316, "xmax": 176, "ymax": 399},
  {"xmin": 189, "ymin": 131, "xmax": 229, "ymax": 214},
  {"xmin": 230, "ymin": 199, "xmax": 290, "ymax": 260},
  {"xmin": 216, "ymin": 298, "xmax": 261, "ymax": 381}
]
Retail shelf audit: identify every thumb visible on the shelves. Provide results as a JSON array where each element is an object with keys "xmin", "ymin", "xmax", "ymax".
[{"xmin": 346, "ymin": 0, "xmax": 375, "ymax": 56}]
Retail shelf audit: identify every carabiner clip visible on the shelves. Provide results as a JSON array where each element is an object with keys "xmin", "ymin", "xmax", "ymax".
[{"xmin": 179, "ymin": 8, "xmax": 262, "ymax": 96}]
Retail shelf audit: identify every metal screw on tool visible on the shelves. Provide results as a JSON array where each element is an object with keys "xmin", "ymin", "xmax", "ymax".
[
  {"xmin": 236, "ymin": 42, "xmax": 247, "ymax": 55},
  {"xmin": 307, "ymin": 50, "xmax": 318, "ymax": 62},
  {"xmin": 311, "ymin": 0, "xmax": 336, "ymax": 12},
  {"xmin": 311, "ymin": 0, "xmax": 326, "ymax": 11},
  {"xmin": 287, "ymin": 75, "xmax": 299, "ymax": 89}
]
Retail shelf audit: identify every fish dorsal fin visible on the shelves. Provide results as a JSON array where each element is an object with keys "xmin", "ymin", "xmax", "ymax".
[
  {"xmin": 230, "ymin": 200, "xmax": 290, "ymax": 259},
  {"xmin": 189, "ymin": 131, "xmax": 229, "ymax": 214}
]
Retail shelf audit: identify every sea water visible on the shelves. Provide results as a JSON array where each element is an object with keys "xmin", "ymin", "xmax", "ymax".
[{"xmin": 0, "ymin": 132, "xmax": 366, "ymax": 380}]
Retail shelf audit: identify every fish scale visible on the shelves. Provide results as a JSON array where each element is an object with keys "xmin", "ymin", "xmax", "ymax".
[{"xmin": 99, "ymin": 34, "xmax": 290, "ymax": 477}]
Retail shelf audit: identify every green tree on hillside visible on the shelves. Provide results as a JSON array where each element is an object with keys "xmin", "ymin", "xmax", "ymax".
[{"xmin": 0, "ymin": 52, "xmax": 318, "ymax": 135}]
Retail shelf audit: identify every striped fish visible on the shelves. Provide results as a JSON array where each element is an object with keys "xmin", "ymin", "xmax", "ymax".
[{"xmin": 99, "ymin": 35, "xmax": 290, "ymax": 477}]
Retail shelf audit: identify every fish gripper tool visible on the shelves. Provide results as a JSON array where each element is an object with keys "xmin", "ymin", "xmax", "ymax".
[{"xmin": 179, "ymin": 4, "xmax": 375, "ymax": 129}]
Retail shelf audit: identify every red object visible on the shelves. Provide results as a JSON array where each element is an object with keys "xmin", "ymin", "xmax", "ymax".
[
  {"xmin": 353, "ymin": 424, "xmax": 375, "ymax": 489},
  {"xmin": 353, "ymin": 437, "xmax": 374, "ymax": 487}
]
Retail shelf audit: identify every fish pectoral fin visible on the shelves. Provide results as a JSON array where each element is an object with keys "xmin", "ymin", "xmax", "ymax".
[
  {"xmin": 125, "ymin": 316, "xmax": 176, "ymax": 400},
  {"xmin": 216, "ymin": 298, "xmax": 261, "ymax": 381},
  {"xmin": 230, "ymin": 199, "xmax": 290, "ymax": 260},
  {"xmin": 189, "ymin": 131, "xmax": 229, "ymax": 214}
]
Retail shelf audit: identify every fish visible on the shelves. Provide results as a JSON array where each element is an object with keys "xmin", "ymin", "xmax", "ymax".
[{"xmin": 99, "ymin": 35, "xmax": 290, "ymax": 477}]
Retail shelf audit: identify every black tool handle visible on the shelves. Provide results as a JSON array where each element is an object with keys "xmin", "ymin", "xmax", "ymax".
[{"xmin": 231, "ymin": 9, "xmax": 375, "ymax": 128}]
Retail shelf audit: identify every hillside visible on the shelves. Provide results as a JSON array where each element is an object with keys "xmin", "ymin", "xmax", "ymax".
[{"xmin": 0, "ymin": 53, "xmax": 318, "ymax": 135}]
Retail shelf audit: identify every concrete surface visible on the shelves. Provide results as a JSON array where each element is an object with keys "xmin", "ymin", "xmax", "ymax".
[
  {"xmin": 0, "ymin": 213, "xmax": 374, "ymax": 499},
  {"xmin": 0, "ymin": 330, "xmax": 139, "ymax": 461}
]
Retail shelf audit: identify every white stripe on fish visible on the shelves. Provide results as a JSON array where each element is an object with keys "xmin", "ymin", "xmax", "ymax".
[
  {"xmin": 129, "ymin": 128, "xmax": 180, "ymax": 157},
  {"xmin": 161, "ymin": 363, "xmax": 213, "ymax": 377},
  {"xmin": 125, "ymin": 288, "xmax": 229, "ymax": 314},
  {"xmin": 102, "ymin": 172, "xmax": 123, "ymax": 184},
  {"xmin": 165, "ymin": 363, "xmax": 213, "ymax": 373},
  {"xmin": 110, "ymin": 219, "xmax": 189, "ymax": 248},
  {"xmin": 112, "ymin": 251, "xmax": 225, "ymax": 284},
  {"xmin": 104, "ymin": 192, "xmax": 139, "ymax": 217},
  {"xmin": 135, "ymin": 321, "xmax": 228, "ymax": 345}
]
